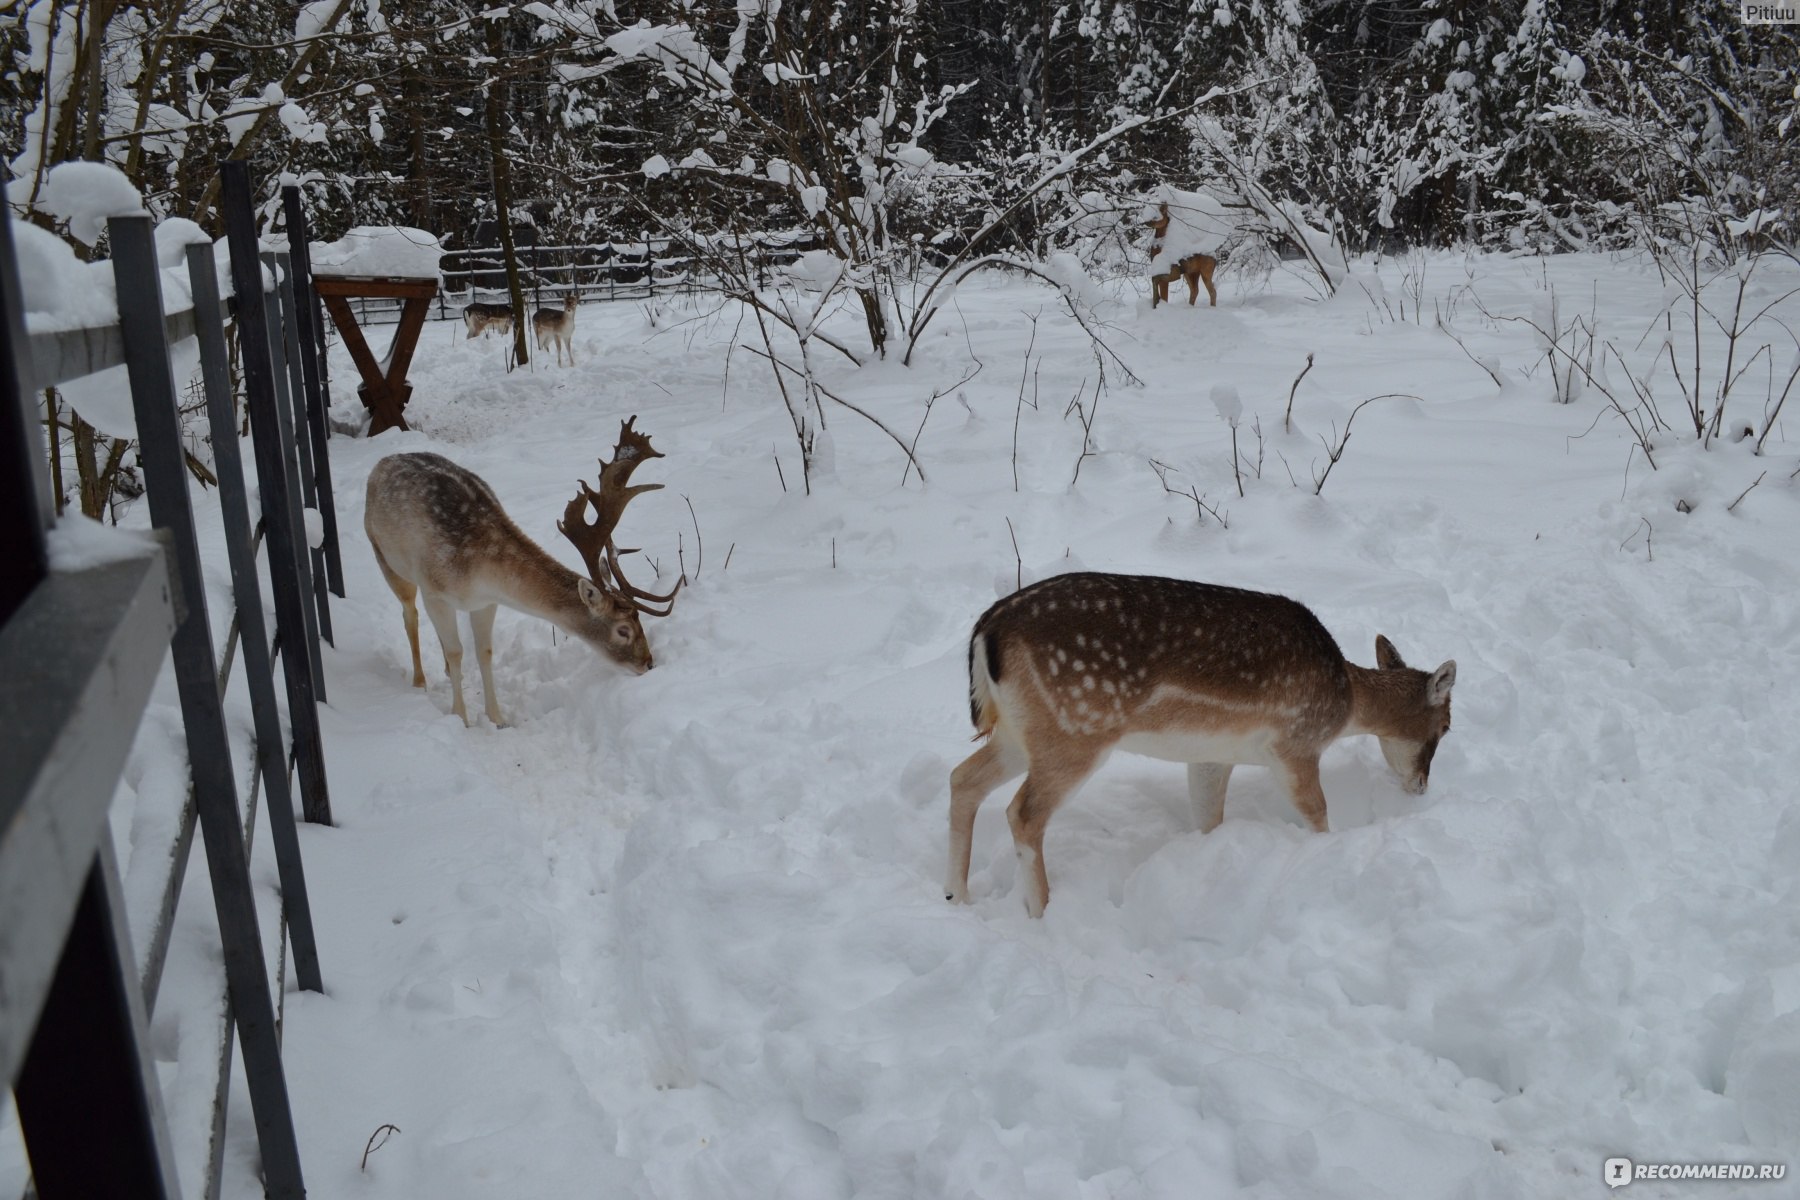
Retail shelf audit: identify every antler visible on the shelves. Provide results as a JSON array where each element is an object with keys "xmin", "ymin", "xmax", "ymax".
[{"xmin": 557, "ymin": 415, "xmax": 685, "ymax": 616}]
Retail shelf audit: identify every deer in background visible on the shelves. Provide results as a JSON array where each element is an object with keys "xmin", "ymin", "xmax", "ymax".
[
  {"xmin": 462, "ymin": 301, "xmax": 515, "ymax": 340},
  {"xmin": 1147, "ymin": 201, "xmax": 1219, "ymax": 308},
  {"xmin": 946, "ymin": 572, "xmax": 1456, "ymax": 916},
  {"xmin": 533, "ymin": 293, "xmax": 579, "ymax": 366},
  {"xmin": 364, "ymin": 417, "xmax": 683, "ymax": 726}
]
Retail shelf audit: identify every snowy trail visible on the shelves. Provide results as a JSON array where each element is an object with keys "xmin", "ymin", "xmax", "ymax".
[{"xmin": 16, "ymin": 252, "xmax": 1792, "ymax": 1199}]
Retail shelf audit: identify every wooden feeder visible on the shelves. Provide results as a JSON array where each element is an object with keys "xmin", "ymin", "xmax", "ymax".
[
  {"xmin": 313, "ymin": 275, "xmax": 437, "ymax": 436},
  {"xmin": 307, "ymin": 227, "xmax": 444, "ymax": 437}
]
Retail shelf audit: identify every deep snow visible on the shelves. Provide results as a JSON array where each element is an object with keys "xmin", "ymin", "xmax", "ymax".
[{"xmin": 7, "ymin": 247, "xmax": 1800, "ymax": 1199}]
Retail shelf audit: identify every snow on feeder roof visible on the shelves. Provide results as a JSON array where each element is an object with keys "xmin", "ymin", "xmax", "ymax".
[{"xmin": 309, "ymin": 226, "xmax": 442, "ymax": 280}]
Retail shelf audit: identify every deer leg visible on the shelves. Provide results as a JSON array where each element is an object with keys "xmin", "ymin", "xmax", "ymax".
[
  {"xmin": 1276, "ymin": 752, "xmax": 1329, "ymax": 833},
  {"xmin": 946, "ymin": 738, "xmax": 1026, "ymax": 903},
  {"xmin": 372, "ymin": 543, "xmax": 425, "ymax": 687},
  {"xmin": 1006, "ymin": 749, "xmax": 1102, "ymax": 917},
  {"xmin": 469, "ymin": 604, "xmax": 505, "ymax": 727},
  {"xmin": 1185, "ymin": 266, "xmax": 1200, "ymax": 305},
  {"xmin": 404, "ymin": 601, "xmax": 424, "ymax": 688},
  {"xmin": 1187, "ymin": 762, "xmax": 1233, "ymax": 833},
  {"xmin": 420, "ymin": 595, "xmax": 469, "ymax": 726},
  {"xmin": 1198, "ymin": 258, "xmax": 1218, "ymax": 307},
  {"xmin": 565, "ymin": 334, "xmax": 575, "ymax": 367}
]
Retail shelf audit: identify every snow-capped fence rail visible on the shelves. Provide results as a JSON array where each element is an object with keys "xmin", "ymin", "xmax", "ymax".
[
  {"xmin": 340, "ymin": 228, "xmax": 819, "ymax": 326},
  {"xmin": 0, "ymin": 163, "xmax": 341, "ymax": 1199}
]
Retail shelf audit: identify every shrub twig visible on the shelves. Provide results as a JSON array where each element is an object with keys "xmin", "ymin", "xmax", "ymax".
[
  {"xmin": 1312, "ymin": 394, "xmax": 1415, "ymax": 495},
  {"xmin": 1284, "ymin": 353, "xmax": 1314, "ymax": 433},
  {"xmin": 1726, "ymin": 471, "xmax": 1767, "ymax": 513},
  {"xmin": 362, "ymin": 1125, "xmax": 401, "ymax": 1170}
]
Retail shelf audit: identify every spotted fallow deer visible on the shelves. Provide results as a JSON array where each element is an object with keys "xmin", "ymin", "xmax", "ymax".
[
  {"xmin": 1147, "ymin": 201, "xmax": 1218, "ymax": 308},
  {"xmin": 946, "ymin": 572, "xmax": 1455, "ymax": 916},
  {"xmin": 532, "ymin": 293, "xmax": 579, "ymax": 366},
  {"xmin": 462, "ymin": 301, "xmax": 515, "ymax": 340},
  {"xmin": 364, "ymin": 417, "xmax": 682, "ymax": 726}
]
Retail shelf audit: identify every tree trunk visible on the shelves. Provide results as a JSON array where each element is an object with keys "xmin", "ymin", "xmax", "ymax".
[
  {"xmin": 484, "ymin": 18, "xmax": 530, "ymax": 367},
  {"xmin": 403, "ymin": 65, "xmax": 433, "ymax": 229},
  {"xmin": 71, "ymin": 413, "xmax": 102, "ymax": 519},
  {"xmin": 855, "ymin": 287, "xmax": 888, "ymax": 359},
  {"xmin": 80, "ymin": 0, "xmax": 118, "ymax": 160},
  {"xmin": 45, "ymin": 391, "xmax": 65, "ymax": 517}
]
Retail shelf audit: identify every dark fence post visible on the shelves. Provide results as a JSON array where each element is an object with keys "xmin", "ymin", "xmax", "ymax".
[
  {"xmin": 15, "ymin": 841, "xmax": 185, "ymax": 1200},
  {"xmin": 186, "ymin": 239, "xmax": 324, "ymax": 995},
  {"xmin": 109, "ymin": 213, "xmax": 306, "ymax": 1200},
  {"xmin": 262, "ymin": 250, "xmax": 332, "ymax": 670},
  {"xmin": 0, "ymin": 216, "xmax": 52, "ymax": 586},
  {"xmin": 2, "ymin": 206, "xmax": 183, "ymax": 1200},
  {"xmin": 280, "ymin": 187, "xmax": 343, "ymax": 598},
  {"xmin": 222, "ymin": 162, "xmax": 333, "ymax": 826},
  {"xmin": 270, "ymin": 250, "xmax": 334, "ymax": 646}
]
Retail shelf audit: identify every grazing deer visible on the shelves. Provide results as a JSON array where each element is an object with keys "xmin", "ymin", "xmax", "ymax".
[
  {"xmin": 533, "ymin": 293, "xmax": 579, "ymax": 366},
  {"xmin": 462, "ymin": 301, "xmax": 515, "ymax": 340},
  {"xmin": 1147, "ymin": 201, "xmax": 1218, "ymax": 308},
  {"xmin": 946, "ymin": 572, "xmax": 1455, "ymax": 916},
  {"xmin": 364, "ymin": 417, "xmax": 682, "ymax": 726}
]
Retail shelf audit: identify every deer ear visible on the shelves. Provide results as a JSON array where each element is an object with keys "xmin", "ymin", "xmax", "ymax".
[
  {"xmin": 577, "ymin": 576, "xmax": 605, "ymax": 612},
  {"xmin": 1426, "ymin": 660, "xmax": 1457, "ymax": 706},
  {"xmin": 1375, "ymin": 634, "xmax": 1406, "ymax": 670}
]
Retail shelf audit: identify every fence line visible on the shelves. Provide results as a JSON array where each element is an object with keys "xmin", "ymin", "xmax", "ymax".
[
  {"xmin": 346, "ymin": 228, "xmax": 820, "ymax": 326},
  {"xmin": 2, "ymin": 164, "xmax": 341, "ymax": 1198}
]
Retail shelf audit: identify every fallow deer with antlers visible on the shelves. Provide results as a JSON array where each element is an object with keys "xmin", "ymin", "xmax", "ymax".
[
  {"xmin": 947, "ymin": 572, "xmax": 1455, "ymax": 916},
  {"xmin": 364, "ymin": 417, "xmax": 682, "ymax": 726}
]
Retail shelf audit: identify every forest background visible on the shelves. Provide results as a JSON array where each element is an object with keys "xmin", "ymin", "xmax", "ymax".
[{"xmin": 3, "ymin": 0, "xmax": 1796, "ymax": 510}]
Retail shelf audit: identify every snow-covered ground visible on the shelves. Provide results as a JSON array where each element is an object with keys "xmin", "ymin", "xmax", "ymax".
[{"xmin": 14, "ymin": 249, "xmax": 1800, "ymax": 1198}]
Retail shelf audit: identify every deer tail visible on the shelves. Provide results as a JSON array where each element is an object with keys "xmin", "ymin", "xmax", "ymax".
[{"xmin": 967, "ymin": 631, "xmax": 1001, "ymax": 740}]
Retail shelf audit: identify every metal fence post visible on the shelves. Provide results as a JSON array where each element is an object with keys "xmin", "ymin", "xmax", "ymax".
[
  {"xmin": 263, "ymin": 251, "xmax": 332, "ymax": 666},
  {"xmin": 280, "ymin": 187, "xmax": 343, "ymax": 598},
  {"xmin": 2, "ymin": 205, "xmax": 183, "ymax": 1200},
  {"xmin": 222, "ymin": 162, "xmax": 334, "ymax": 826},
  {"xmin": 14, "ymin": 840, "xmax": 185, "ymax": 1200},
  {"xmin": 186, "ymin": 240, "xmax": 324, "ymax": 995},
  {"xmin": 109, "ymin": 213, "xmax": 306, "ymax": 1200},
  {"xmin": 270, "ymin": 250, "xmax": 334, "ymax": 646}
]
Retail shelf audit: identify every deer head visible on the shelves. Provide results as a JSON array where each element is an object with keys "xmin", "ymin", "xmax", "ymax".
[
  {"xmin": 1145, "ymin": 201, "xmax": 1172, "ymax": 240},
  {"xmin": 558, "ymin": 416, "xmax": 684, "ymax": 669}
]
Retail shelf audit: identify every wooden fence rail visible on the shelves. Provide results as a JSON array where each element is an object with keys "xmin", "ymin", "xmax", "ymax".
[{"xmin": 345, "ymin": 228, "xmax": 820, "ymax": 326}]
